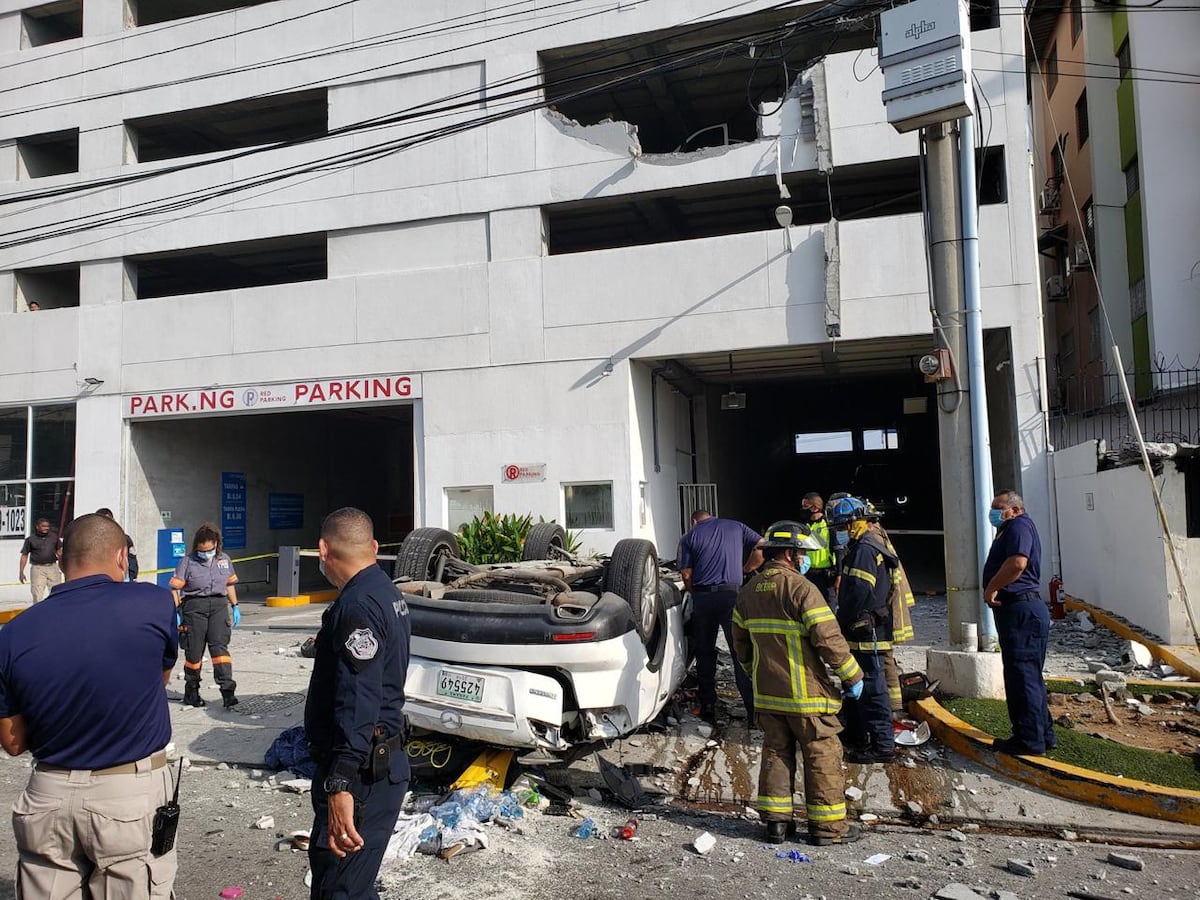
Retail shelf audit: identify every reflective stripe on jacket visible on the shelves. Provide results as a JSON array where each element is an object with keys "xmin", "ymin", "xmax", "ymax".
[
  {"xmin": 733, "ymin": 557, "xmax": 862, "ymax": 716},
  {"xmin": 870, "ymin": 523, "xmax": 916, "ymax": 644}
]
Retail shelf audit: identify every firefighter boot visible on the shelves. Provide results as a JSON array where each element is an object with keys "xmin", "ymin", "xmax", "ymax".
[
  {"xmin": 764, "ymin": 822, "xmax": 788, "ymax": 845},
  {"xmin": 183, "ymin": 683, "xmax": 206, "ymax": 708},
  {"xmin": 221, "ymin": 690, "xmax": 239, "ymax": 709}
]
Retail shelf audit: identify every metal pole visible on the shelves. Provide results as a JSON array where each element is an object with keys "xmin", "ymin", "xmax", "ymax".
[
  {"xmin": 958, "ymin": 113, "xmax": 997, "ymax": 649},
  {"xmin": 923, "ymin": 124, "xmax": 979, "ymax": 649}
]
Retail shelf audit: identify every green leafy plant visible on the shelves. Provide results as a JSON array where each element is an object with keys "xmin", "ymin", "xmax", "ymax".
[{"xmin": 454, "ymin": 512, "xmax": 582, "ymax": 564}]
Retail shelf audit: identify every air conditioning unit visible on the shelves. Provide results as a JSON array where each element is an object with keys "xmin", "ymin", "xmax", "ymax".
[
  {"xmin": 1045, "ymin": 274, "xmax": 1069, "ymax": 301},
  {"xmin": 1039, "ymin": 187, "xmax": 1059, "ymax": 214},
  {"xmin": 1073, "ymin": 240, "xmax": 1091, "ymax": 268}
]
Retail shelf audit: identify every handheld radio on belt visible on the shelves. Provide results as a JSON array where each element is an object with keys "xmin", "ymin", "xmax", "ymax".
[{"xmin": 151, "ymin": 760, "xmax": 183, "ymax": 856}]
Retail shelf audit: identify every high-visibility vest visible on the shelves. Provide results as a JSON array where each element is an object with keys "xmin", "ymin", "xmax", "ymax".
[{"xmin": 807, "ymin": 518, "xmax": 834, "ymax": 570}]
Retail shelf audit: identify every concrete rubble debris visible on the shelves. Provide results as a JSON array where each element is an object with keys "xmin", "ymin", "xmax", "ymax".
[
  {"xmin": 933, "ymin": 884, "xmax": 987, "ymax": 900},
  {"xmin": 253, "ymin": 815, "xmax": 275, "ymax": 830},
  {"xmin": 1094, "ymin": 670, "xmax": 1127, "ymax": 692},
  {"xmin": 1006, "ymin": 858, "xmax": 1037, "ymax": 877},
  {"xmin": 860, "ymin": 813, "xmax": 879, "ymax": 824},
  {"xmin": 906, "ymin": 801, "xmax": 924, "ymax": 816},
  {"xmin": 863, "ymin": 853, "xmax": 890, "ymax": 866},
  {"xmin": 1059, "ymin": 830, "xmax": 1078, "ymax": 841},
  {"xmin": 948, "ymin": 829, "xmax": 968, "ymax": 842},
  {"xmin": 696, "ymin": 724, "xmax": 713, "ymax": 739},
  {"xmin": 1106, "ymin": 851, "xmax": 1145, "ymax": 871},
  {"xmin": 904, "ymin": 849, "xmax": 931, "ymax": 863},
  {"xmin": 1122, "ymin": 641, "xmax": 1153, "ymax": 667},
  {"xmin": 692, "ymin": 831, "xmax": 716, "ymax": 855},
  {"xmin": 1074, "ymin": 612, "xmax": 1095, "ymax": 633},
  {"xmin": 845, "ymin": 786, "xmax": 864, "ymax": 802},
  {"xmin": 897, "ymin": 876, "xmax": 922, "ymax": 890}
]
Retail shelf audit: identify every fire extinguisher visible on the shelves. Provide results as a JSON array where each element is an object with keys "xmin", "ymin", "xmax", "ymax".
[{"xmin": 1049, "ymin": 574, "xmax": 1065, "ymax": 620}]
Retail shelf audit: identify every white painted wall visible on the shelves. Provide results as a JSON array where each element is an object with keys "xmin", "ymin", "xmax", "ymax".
[
  {"xmin": 1054, "ymin": 441, "xmax": 1195, "ymax": 644},
  {"xmin": 1128, "ymin": 0, "xmax": 1200, "ymax": 373}
]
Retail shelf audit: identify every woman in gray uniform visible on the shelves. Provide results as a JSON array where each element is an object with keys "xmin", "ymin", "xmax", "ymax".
[{"xmin": 170, "ymin": 523, "xmax": 240, "ymax": 708}]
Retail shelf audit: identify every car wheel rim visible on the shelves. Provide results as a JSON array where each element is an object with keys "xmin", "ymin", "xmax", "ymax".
[{"xmin": 640, "ymin": 556, "xmax": 657, "ymax": 634}]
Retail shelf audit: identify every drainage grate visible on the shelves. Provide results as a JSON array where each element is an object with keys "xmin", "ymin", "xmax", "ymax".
[{"xmin": 232, "ymin": 692, "xmax": 306, "ymax": 716}]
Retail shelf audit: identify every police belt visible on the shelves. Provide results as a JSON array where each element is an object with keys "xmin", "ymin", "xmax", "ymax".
[
  {"xmin": 37, "ymin": 750, "xmax": 168, "ymax": 777},
  {"xmin": 310, "ymin": 722, "xmax": 410, "ymax": 768},
  {"xmin": 183, "ymin": 594, "xmax": 227, "ymax": 599},
  {"xmin": 692, "ymin": 583, "xmax": 740, "ymax": 593},
  {"xmin": 997, "ymin": 589, "xmax": 1041, "ymax": 606}
]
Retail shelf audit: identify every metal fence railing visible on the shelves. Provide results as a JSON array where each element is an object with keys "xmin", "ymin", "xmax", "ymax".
[{"xmin": 1049, "ymin": 368, "xmax": 1200, "ymax": 450}]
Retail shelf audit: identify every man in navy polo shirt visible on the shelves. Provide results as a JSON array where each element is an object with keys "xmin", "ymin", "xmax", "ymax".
[
  {"xmin": 982, "ymin": 489, "xmax": 1054, "ymax": 756},
  {"xmin": 678, "ymin": 510, "xmax": 763, "ymax": 723},
  {"xmin": 0, "ymin": 514, "xmax": 179, "ymax": 899}
]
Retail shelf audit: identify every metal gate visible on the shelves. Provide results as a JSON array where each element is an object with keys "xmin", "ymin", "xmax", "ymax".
[{"xmin": 679, "ymin": 483, "xmax": 718, "ymax": 533}]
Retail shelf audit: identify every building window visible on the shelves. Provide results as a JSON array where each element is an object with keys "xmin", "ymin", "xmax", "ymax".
[
  {"xmin": 1050, "ymin": 138, "xmax": 1066, "ymax": 186},
  {"xmin": 1059, "ymin": 330, "xmax": 1077, "ymax": 376},
  {"xmin": 1046, "ymin": 44, "xmax": 1059, "ymax": 95},
  {"xmin": 1117, "ymin": 39, "xmax": 1131, "ymax": 80},
  {"xmin": 1075, "ymin": 91, "xmax": 1089, "ymax": 146},
  {"xmin": 0, "ymin": 404, "xmax": 75, "ymax": 540},
  {"xmin": 1124, "ymin": 156, "xmax": 1139, "ymax": 199},
  {"xmin": 19, "ymin": 0, "xmax": 82, "ymax": 48},
  {"xmin": 445, "ymin": 486, "xmax": 493, "ymax": 533},
  {"xmin": 862, "ymin": 428, "xmax": 900, "ymax": 451},
  {"xmin": 1088, "ymin": 306, "xmax": 1102, "ymax": 360},
  {"xmin": 794, "ymin": 431, "xmax": 854, "ymax": 454},
  {"xmin": 15, "ymin": 264, "xmax": 80, "ymax": 310},
  {"xmin": 1071, "ymin": 0, "xmax": 1083, "ymax": 41},
  {"xmin": 16, "ymin": 129, "xmax": 79, "ymax": 179},
  {"xmin": 1082, "ymin": 197, "xmax": 1095, "ymax": 253},
  {"xmin": 563, "ymin": 482, "xmax": 613, "ymax": 530},
  {"xmin": 128, "ymin": 0, "xmax": 276, "ymax": 27}
]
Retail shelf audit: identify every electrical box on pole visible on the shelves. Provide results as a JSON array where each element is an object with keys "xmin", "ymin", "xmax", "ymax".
[{"xmin": 878, "ymin": 0, "xmax": 973, "ymax": 133}]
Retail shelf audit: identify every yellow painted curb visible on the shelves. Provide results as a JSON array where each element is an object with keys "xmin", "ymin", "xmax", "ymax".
[
  {"xmin": 265, "ymin": 589, "xmax": 338, "ymax": 607},
  {"xmin": 1064, "ymin": 596, "xmax": 1200, "ymax": 681},
  {"xmin": 0, "ymin": 609, "xmax": 23, "ymax": 624},
  {"xmin": 912, "ymin": 697, "xmax": 1200, "ymax": 826}
]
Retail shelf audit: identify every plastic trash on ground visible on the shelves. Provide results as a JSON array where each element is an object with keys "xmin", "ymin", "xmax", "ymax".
[
  {"xmin": 775, "ymin": 849, "xmax": 812, "ymax": 863},
  {"xmin": 381, "ymin": 813, "xmax": 435, "ymax": 864},
  {"xmin": 894, "ymin": 721, "xmax": 932, "ymax": 747},
  {"xmin": 569, "ymin": 817, "xmax": 597, "ymax": 839}
]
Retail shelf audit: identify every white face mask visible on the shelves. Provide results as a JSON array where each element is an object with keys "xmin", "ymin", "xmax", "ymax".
[{"xmin": 318, "ymin": 558, "xmax": 327, "ymax": 579}]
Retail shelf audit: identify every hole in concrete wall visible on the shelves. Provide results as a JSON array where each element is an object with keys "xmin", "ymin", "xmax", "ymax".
[
  {"xmin": 15, "ymin": 264, "xmax": 81, "ymax": 309},
  {"xmin": 125, "ymin": 89, "xmax": 327, "ymax": 163},
  {"xmin": 16, "ymin": 129, "xmax": 79, "ymax": 178},
  {"xmin": 20, "ymin": 0, "xmax": 82, "ymax": 48},
  {"xmin": 539, "ymin": 7, "xmax": 876, "ymax": 155},
  {"xmin": 128, "ymin": 0, "xmax": 277, "ymax": 27},
  {"xmin": 547, "ymin": 148, "xmax": 1007, "ymax": 255},
  {"xmin": 127, "ymin": 233, "xmax": 327, "ymax": 299}
]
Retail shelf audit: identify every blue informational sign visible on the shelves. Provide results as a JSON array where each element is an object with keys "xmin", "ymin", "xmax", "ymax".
[
  {"xmin": 221, "ymin": 471, "xmax": 247, "ymax": 550},
  {"xmin": 156, "ymin": 528, "xmax": 187, "ymax": 589},
  {"xmin": 268, "ymin": 492, "xmax": 304, "ymax": 530}
]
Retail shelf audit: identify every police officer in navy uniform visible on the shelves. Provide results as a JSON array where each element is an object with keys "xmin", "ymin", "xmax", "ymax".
[
  {"xmin": 305, "ymin": 508, "xmax": 410, "ymax": 900},
  {"xmin": 983, "ymin": 490, "xmax": 1055, "ymax": 756},
  {"xmin": 170, "ymin": 523, "xmax": 240, "ymax": 708},
  {"xmin": 0, "ymin": 514, "xmax": 179, "ymax": 899}
]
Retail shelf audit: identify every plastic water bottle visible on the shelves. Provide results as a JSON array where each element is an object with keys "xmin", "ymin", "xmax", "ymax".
[
  {"xmin": 497, "ymin": 791, "xmax": 525, "ymax": 819},
  {"xmin": 569, "ymin": 817, "xmax": 597, "ymax": 839},
  {"xmin": 618, "ymin": 818, "xmax": 638, "ymax": 840}
]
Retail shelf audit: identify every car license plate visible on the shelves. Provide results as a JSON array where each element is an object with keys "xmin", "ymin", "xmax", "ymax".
[{"xmin": 436, "ymin": 670, "xmax": 485, "ymax": 704}]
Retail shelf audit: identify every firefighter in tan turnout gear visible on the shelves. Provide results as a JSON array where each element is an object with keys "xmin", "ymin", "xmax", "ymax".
[{"xmin": 733, "ymin": 520, "xmax": 865, "ymax": 846}]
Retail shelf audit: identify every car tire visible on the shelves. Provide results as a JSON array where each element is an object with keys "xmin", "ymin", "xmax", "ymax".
[
  {"xmin": 395, "ymin": 528, "xmax": 460, "ymax": 581},
  {"xmin": 607, "ymin": 538, "xmax": 660, "ymax": 643},
  {"xmin": 522, "ymin": 522, "xmax": 568, "ymax": 561}
]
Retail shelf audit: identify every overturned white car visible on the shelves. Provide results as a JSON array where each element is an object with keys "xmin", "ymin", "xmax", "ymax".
[{"xmin": 394, "ymin": 524, "xmax": 689, "ymax": 754}]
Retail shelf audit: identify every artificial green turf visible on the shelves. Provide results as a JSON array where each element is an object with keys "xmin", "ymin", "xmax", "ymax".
[{"xmin": 943, "ymin": 697, "xmax": 1200, "ymax": 792}]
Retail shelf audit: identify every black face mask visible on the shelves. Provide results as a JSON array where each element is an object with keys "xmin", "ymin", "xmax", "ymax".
[{"xmin": 801, "ymin": 508, "xmax": 819, "ymax": 523}]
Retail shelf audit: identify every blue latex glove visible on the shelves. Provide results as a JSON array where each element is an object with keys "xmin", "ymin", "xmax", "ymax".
[
  {"xmin": 231, "ymin": 605, "xmax": 241, "ymax": 628},
  {"xmin": 844, "ymin": 679, "xmax": 864, "ymax": 700},
  {"xmin": 176, "ymin": 608, "xmax": 183, "ymax": 629}
]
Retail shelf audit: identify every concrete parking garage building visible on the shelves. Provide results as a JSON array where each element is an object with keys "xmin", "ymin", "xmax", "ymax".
[{"xmin": 0, "ymin": 0, "xmax": 1048, "ymax": 594}]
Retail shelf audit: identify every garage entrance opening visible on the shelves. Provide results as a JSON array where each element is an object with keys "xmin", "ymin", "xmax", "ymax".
[
  {"xmin": 647, "ymin": 338, "xmax": 946, "ymax": 592},
  {"xmin": 128, "ymin": 405, "xmax": 414, "ymax": 590}
]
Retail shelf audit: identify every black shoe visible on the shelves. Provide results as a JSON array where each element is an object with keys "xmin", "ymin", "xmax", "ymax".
[
  {"xmin": 846, "ymin": 748, "xmax": 896, "ymax": 764},
  {"xmin": 765, "ymin": 821, "xmax": 788, "ymax": 844},
  {"xmin": 808, "ymin": 822, "xmax": 863, "ymax": 846},
  {"xmin": 182, "ymin": 686, "xmax": 206, "ymax": 708},
  {"xmin": 222, "ymin": 694, "xmax": 239, "ymax": 709},
  {"xmin": 992, "ymin": 737, "xmax": 1043, "ymax": 756}
]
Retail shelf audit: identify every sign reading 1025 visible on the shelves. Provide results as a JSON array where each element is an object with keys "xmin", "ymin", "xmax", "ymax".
[{"xmin": 0, "ymin": 506, "xmax": 26, "ymax": 538}]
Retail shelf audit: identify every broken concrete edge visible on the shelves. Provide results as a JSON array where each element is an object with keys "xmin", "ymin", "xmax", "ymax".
[
  {"xmin": 265, "ymin": 590, "xmax": 338, "ymax": 607},
  {"xmin": 1063, "ymin": 595, "xmax": 1200, "ymax": 681},
  {"xmin": 910, "ymin": 696, "xmax": 1200, "ymax": 827}
]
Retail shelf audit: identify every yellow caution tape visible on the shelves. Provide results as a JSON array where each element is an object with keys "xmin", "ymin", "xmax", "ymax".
[{"xmin": 136, "ymin": 552, "xmax": 282, "ymax": 577}]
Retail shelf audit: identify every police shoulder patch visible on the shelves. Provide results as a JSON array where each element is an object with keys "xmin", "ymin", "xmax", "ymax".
[{"xmin": 344, "ymin": 628, "xmax": 378, "ymax": 661}]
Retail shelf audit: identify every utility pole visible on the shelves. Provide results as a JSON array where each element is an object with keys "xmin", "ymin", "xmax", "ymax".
[{"xmin": 923, "ymin": 123, "xmax": 980, "ymax": 648}]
